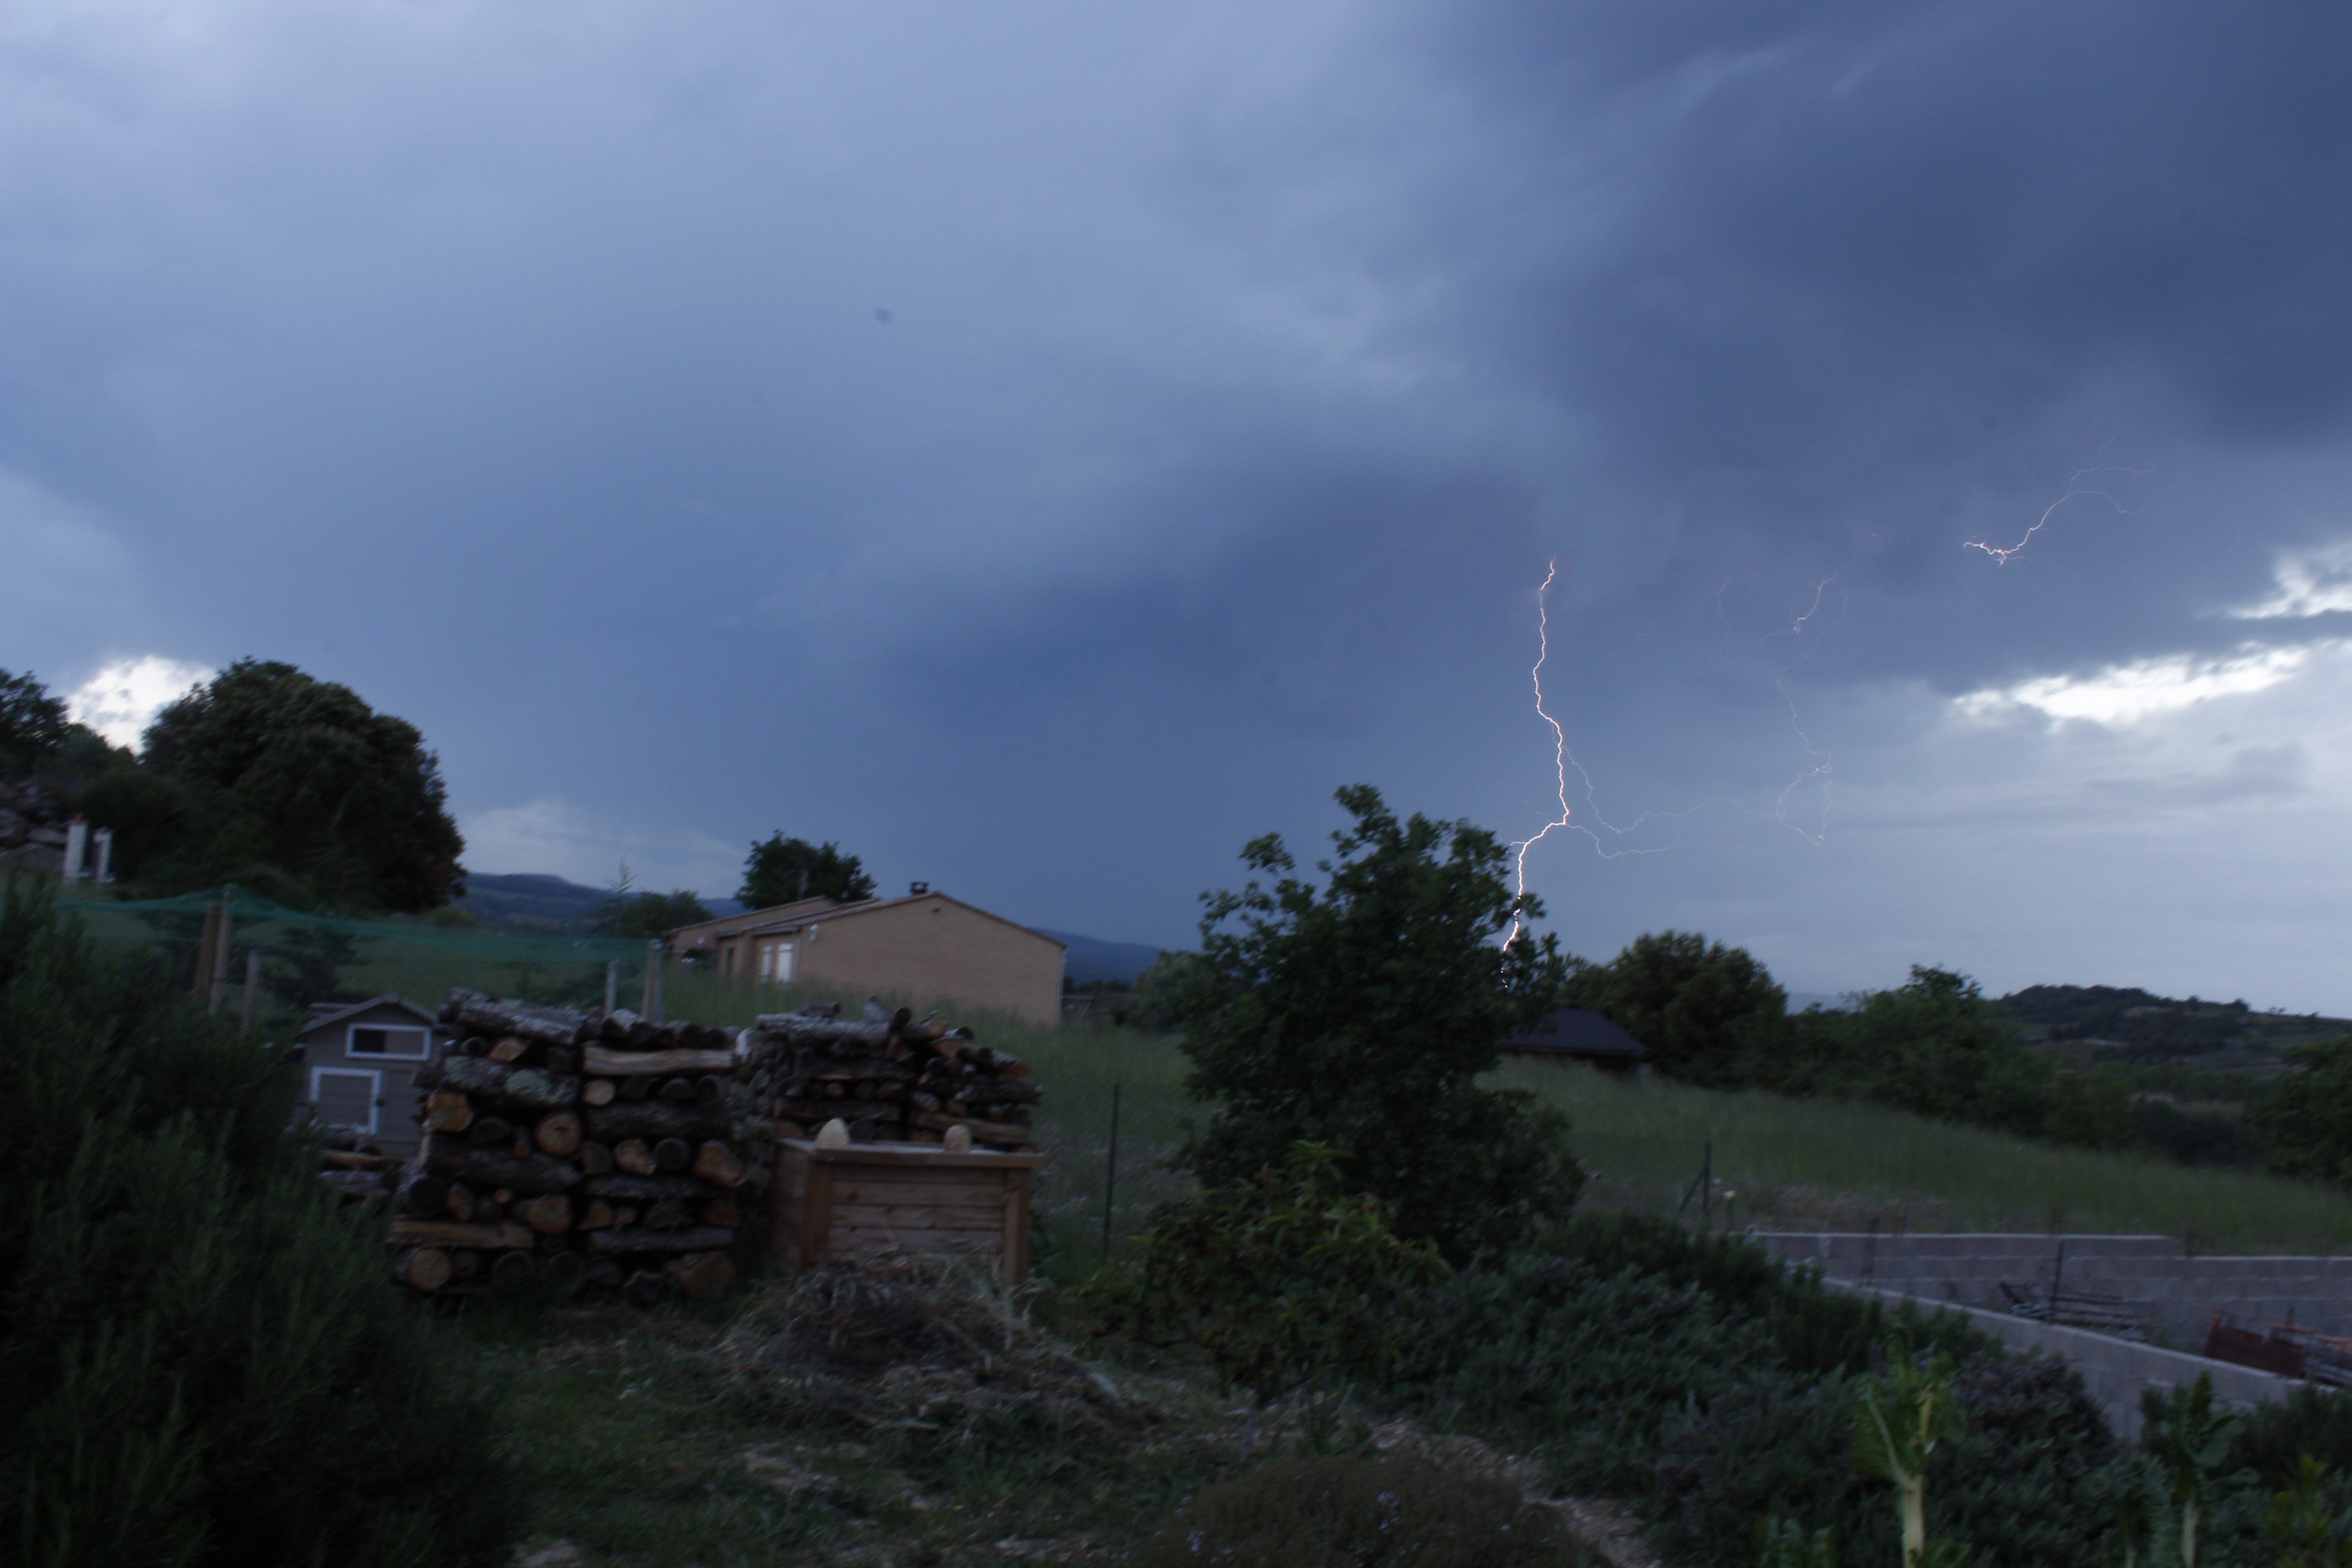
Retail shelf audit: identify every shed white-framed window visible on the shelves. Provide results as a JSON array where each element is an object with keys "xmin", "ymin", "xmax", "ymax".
[
  {"xmin": 310, "ymin": 1067, "xmax": 382, "ymax": 1134},
  {"xmin": 758, "ymin": 939, "xmax": 796, "ymax": 983},
  {"xmin": 347, "ymin": 1023, "xmax": 432, "ymax": 1058}
]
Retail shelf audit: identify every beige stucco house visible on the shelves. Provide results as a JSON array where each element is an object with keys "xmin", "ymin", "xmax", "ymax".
[{"xmin": 668, "ymin": 886, "xmax": 1066, "ymax": 1024}]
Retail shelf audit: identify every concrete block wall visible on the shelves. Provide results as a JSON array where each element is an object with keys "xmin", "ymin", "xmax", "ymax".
[
  {"xmin": 1829, "ymin": 1283, "xmax": 2296, "ymax": 1440},
  {"xmin": 1756, "ymin": 1233, "xmax": 2352, "ymax": 1348}
]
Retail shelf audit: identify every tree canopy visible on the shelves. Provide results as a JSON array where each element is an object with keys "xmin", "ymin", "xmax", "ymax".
[
  {"xmin": 1583, "ymin": 929, "xmax": 1786, "ymax": 1083},
  {"xmin": 2250, "ymin": 1035, "xmax": 2352, "ymax": 1189},
  {"xmin": 1176, "ymin": 784, "xmax": 1582, "ymax": 1261},
  {"xmin": 594, "ymin": 864, "xmax": 712, "ymax": 939},
  {"xmin": 739, "ymin": 832, "xmax": 875, "ymax": 909},
  {"xmin": 78, "ymin": 659, "xmax": 465, "ymax": 911},
  {"xmin": 0, "ymin": 669, "xmax": 71, "ymax": 779}
]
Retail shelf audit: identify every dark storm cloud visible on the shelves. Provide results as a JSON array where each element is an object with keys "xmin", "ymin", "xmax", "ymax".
[{"xmin": 5, "ymin": 2, "xmax": 2352, "ymax": 1002}]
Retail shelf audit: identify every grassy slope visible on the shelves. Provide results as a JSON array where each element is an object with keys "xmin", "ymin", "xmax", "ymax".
[
  {"xmin": 1500, "ymin": 1059, "xmax": 2352, "ymax": 1253},
  {"xmin": 671, "ymin": 968, "xmax": 2352, "ymax": 1253}
]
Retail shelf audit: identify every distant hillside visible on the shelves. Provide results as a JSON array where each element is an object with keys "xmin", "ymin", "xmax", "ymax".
[
  {"xmin": 1031, "ymin": 930, "xmax": 1166, "ymax": 986},
  {"xmin": 1998, "ymin": 983, "xmax": 2351, "ymax": 1068},
  {"xmin": 456, "ymin": 872, "xmax": 744, "ymax": 934},
  {"xmin": 456, "ymin": 873, "xmax": 609, "ymax": 933}
]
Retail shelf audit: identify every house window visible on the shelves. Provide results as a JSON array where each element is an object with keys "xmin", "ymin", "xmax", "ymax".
[
  {"xmin": 758, "ymin": 940, "xmax": 796, "ymax": 983},
  {"xmin": 348, "ymin": 1024, "xmax": 431, "ymax": 1058},
  {"xmin": 311, "ymin": 1067, "xmax": 381, "ymax": 1133}
]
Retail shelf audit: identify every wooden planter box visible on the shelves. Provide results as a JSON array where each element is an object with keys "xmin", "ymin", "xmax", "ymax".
[{"xmin": 771, "ymin": 1137, "xmax": 1045, "ymax": 1283}]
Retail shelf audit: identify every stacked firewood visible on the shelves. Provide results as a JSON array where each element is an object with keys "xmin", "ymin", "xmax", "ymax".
[
  {"xmin": 387, "ymin": 989, "xmax": 750, "ymax": 1301},
  {"xmin": 743, "ymin": 1001, "xmax": 1039, "ymax": 1148},
  {"xmin": 318, "ymin": 1129, "xmax": 400, "ymax": 1203}
]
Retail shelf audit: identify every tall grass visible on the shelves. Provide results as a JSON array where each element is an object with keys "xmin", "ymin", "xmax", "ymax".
[{"xmin": 1503, "ymin": 1060, "xmax": 2352, "ymax": 1254}]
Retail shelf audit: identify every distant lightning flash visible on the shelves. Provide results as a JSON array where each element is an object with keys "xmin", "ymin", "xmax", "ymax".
[{"xmin": 1965, "ymin": 465, "xmax": 2161, "ymax": 564}]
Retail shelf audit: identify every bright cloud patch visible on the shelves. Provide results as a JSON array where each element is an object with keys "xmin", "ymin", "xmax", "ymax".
[
  {"xmin": 461, "ymin": 797, "xmax": 741, "ymax": 895},
  {"xmin": 2234, "ymin": 539, "xmax": 2352, "ymax": 620},
  {"xmin": 1955, "ymin": 643, "xmax": 2332, "ymax": 726},
  {"xmin": 67, "ymin": 656, "xmax": 214, "ymax": 750}
]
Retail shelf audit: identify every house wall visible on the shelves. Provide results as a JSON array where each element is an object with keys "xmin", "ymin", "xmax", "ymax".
[
  {"xmin": 799, "ymin": 896, "xmax": 1064, "ymax": 1024},
  {"xmin": 297, "ymin": 1001, "xmax": 451, "ymax": 1154}
]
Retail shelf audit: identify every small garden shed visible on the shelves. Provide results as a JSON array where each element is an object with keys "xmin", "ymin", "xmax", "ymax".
[{"xmin": 294, "ymin": 996, "xmax": 452, "ymax": 1154}]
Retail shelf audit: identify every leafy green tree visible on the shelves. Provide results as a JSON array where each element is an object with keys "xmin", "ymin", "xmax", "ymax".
[
  {"xmin": 739, "ymin": 832, "xmax": 875, "ymax": 908},
  {"xmin": 83, "ymin": 660, "xmax": 464, "ymax": 911},
  {"xmin": 1125, "ymin": 948, "xmax": 1214, "ymax": 1033},
  {"xmin": 598, "ymin": 890, "xmax": 712, "ymax": 939},
  {"xmin": 0, "ymin": 876, "xmax": 513, "ymax": 1564},
  {"xmin": 0, "ymin": 669, "xmax": 71, "ymax": 779},
  {"xmin": 1586, "ymin": 930, "xmax": 1786, "ymax": 1083},
  {"xmin": 1761, "ymin": 968, "xmax": 2137, "ymax": 1151},
  {"xmin": 1176, "ymin": 784, "xmax": 1582, "ymax": 1260},
  {"xmin": 1080, "ymin": 1143, "xmax": 1449, "ymax": 1431},
  {"xmin": 2252, "ymin": 1036, "xmax": 2352, "ymax": 1190}
]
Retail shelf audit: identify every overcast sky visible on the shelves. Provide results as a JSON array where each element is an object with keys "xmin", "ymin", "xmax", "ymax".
[{"xmin": 9, "ymin": 2, "xmax": 2352, "ymax": 1009}]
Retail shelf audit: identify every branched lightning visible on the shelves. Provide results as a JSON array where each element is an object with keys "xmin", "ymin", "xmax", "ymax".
[
  {"xmin": 1509, "ymin": 559, "xmax": 1575, "ymax": 933},
  {"xmin": 1965, "ymin": 465, "xmax": 2163, "ymax": 564},
  {"xmin": 1506, "ymin": 563, "xmax": 1838, "ymax": 941}
]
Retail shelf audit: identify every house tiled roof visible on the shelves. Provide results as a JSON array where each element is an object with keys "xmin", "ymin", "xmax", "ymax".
[{"xmin": 1502, "ymin": 1007, "xmax": 1647, "ymax": 1059}]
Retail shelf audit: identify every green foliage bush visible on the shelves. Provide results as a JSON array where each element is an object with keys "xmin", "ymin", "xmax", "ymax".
[
  {"xmin": 1590, "ymin": 941, "xmax": 2141, "ymax": 1153},
  {"xmin": 0, "ymin": 879, "xmax": 514, "ymax": 1567},
  {"xmin": 1130, "ymin": 1456, "xmax": 1602, "ymax": 1568},
  {"xmin": 2252, "ymin": 1036, "xmax": 2352, "ymax": 1189},
  {"xmin": 1176, "ymin": 784, "xmax": 1581, "ymax": 1260},
  {"xmin": 1649, "ymin": 1349, "xmax": 2120, "ymax": 1568},
  {"xmin": 1751, "ymin": 967, "xmax": 2137, "ymax": 1151},
  {"xmin": 1082, "ymin": 1143, "xmax": 1450, "ymax": 1410}
]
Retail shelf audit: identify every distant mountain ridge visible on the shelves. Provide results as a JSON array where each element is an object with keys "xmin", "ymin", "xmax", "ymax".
[
  {"xmin": 456, "ymin": 873, "xmax": 1165, "ymax": 983},
  {"xmin": 456, "ymin": 872, "xmax": 745, "ymax": 935}
]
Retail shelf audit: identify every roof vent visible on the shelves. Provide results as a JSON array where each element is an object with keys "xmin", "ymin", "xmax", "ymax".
[{"xmin": 910, "ymin": 881, "xmax": 930, "ymax": 895}]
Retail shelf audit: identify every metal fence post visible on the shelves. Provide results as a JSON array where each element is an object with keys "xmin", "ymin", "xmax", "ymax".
[
  {"xmin": 1101, "ymin": 1083, "xmax": 1122, "ymax": 1264},
  {"xmin": 605, "ymin": 960, "xmax": 619, "ymax": 1015},
  {"xmin": 208, "ymin": 897, "xmax": 234, "ymax": 1014},
  {"xmin": 643, "ymin": 939, "xmax": 665, "ymax": 1023}
]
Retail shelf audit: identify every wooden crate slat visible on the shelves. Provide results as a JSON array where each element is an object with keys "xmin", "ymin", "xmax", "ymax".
[{"xmin": 831, "ymin": 1202, "xmax": 1004, "ymax": 1232}]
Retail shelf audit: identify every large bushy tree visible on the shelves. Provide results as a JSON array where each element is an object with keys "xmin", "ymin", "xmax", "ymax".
[
  {"xmin": 80, "ymin": 660, "xmax": 464, "ymax": 911},
  {"xmin": 2250, "ymin": 1035, "xmax": 2352, "ymax": 1189},
  {"xmin": 739, "ymin": 832, "xmax": 875, "ymax": 908},
  {"xmin": 0, "ymin": 669, "xmax": 71, "ymax": 778},
  {"xmin": 0, "ymin": 876, "xmax": 513, "ymax": 1565},
  {"xmin": 1585, "ymin": 930, "xmax": 1787, "ymax": 1083},
  {"xmin": 1177, "ymin": 784, "xmax": 1582, "ymax": 1261}
]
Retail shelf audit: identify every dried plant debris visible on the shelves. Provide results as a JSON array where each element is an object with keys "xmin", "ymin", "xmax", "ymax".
[{"xmin": 719, "ymin": 1255, "xmax": 1154, "ymax": 1450}]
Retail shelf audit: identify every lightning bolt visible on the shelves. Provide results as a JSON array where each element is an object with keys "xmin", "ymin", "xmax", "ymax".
[
  {"xmin": 1506, "ymin": 564, "xmax": 1838, "ymax": 941},
  {"xmin": 1509, "ymin": 559, "xmax": 1574, "ymax": 934},
  {"xmin": 1965, "ymin": 465, "xmax": 2163, "ymax": 564}
]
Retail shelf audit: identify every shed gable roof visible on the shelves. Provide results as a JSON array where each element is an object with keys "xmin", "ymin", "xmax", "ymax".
[
  {"xmin": 298, "ymin": 995, "xmax": 441, "ymax": 1040},
  {"xmin": 1502, "ymin": 1007, "xmax": 1646, "ymax": 1058}
]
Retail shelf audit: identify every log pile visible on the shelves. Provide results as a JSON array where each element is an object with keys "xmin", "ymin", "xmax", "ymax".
[
  {"xmin": 387, "ymin": 988, "xmax": 749, "ymax": 1301},
  {"xmin": 743, "ymin": 1001, "xmax": 1039, "ymax": 1149},
  {"xmin": 318, "ymin": 1129, "xmax": 400, "ymax": 1204}
]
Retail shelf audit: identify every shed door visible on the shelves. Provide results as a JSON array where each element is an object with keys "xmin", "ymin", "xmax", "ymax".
[{"xmin": 312, "ymin": 1068, "xmax": 381, "ymax": 1133}]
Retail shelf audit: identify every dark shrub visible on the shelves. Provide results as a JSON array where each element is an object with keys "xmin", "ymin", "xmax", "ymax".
[
  {"xmin": 0, "ymin": 878, "xmax": 515, "ymax": 1567},
  {"xmin": 1649, "ymin": 1350, "xmax": 2120, "ymax": 1568},
  {"xmin": 1379, "ymin": 1252, "xmax": 1785, "ymax": 1495},
  {"xmin": 1131, "ymin": 1456, "xmax": 1602, "ymax": 1568}
]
